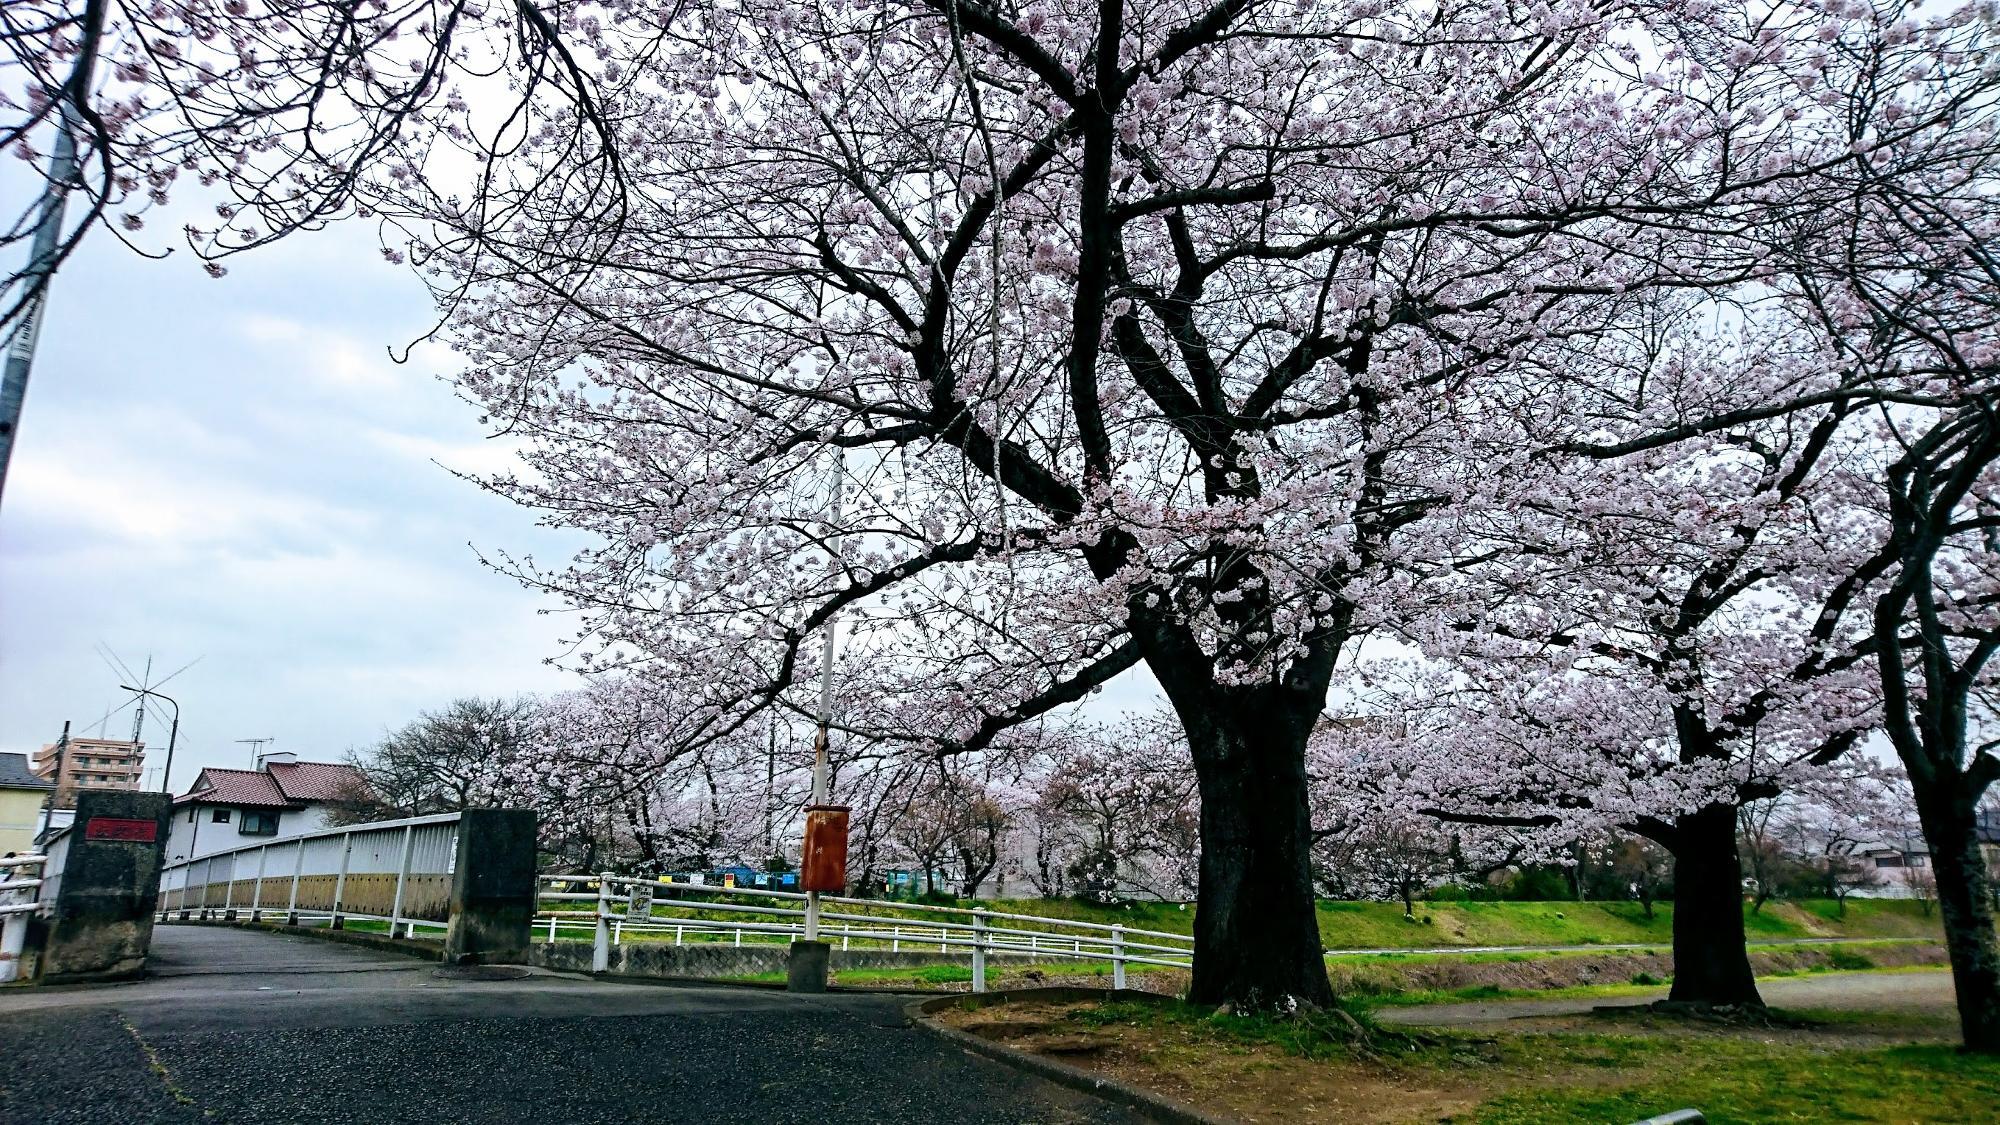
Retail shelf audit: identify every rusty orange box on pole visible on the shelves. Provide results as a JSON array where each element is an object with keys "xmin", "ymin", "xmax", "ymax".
[{"xmin": 799, "ymin": 805, "xmax": 850, "ymax": 893}]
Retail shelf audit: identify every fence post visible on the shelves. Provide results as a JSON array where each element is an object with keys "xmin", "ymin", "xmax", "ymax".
[
  {"xmin": 389, "ymin": 824, "xmax": 416, "ymax": 940},
  {"xmin": 330, "ymin": 832, "xmax": 354, "ymax": 930},
  {"xmin": 971, "ymin": 910, "xmax": 988, "ymax": 994},
  {"xmin": 592, "ymin": 873, "xmax": 612, "ymax": 973},
  {"xmin": 250, "ymin": 845, "xmax": 269, "ymax": 921},
  {"xmin": 286, "ymin": 839, "xmax": 305, "ymax": 926},
  {"xmin": 1112, "ymin": 925, "xmax": 1126, "ymax": 990},
  {"xmin": 221, "ymin": 854, "xmax": 236, "ymax": 920},
  {"xmin": 613, "ymin": 918, "xmax": 623, "ymax": 946}
]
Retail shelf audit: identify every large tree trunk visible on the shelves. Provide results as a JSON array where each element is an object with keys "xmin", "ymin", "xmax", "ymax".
[
  {"xmin": 1664, "ymin": 804, "xmax": 1764, "ymax": 1007},
  {"xmin": 1183, "ymin": 703, "xmax": 1334, "ymax": 1008},
  {"xmin": 1914, "ymin": 788, "xmax": 2000, "ymax": 1053}
]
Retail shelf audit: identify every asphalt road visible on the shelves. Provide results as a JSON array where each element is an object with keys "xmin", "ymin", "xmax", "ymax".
[{"xmin": 0, "ymin": 926, "xmax": 1138, "ymax": 1125}]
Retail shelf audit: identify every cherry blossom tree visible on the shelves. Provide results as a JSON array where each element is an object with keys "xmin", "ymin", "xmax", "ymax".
[{"xmin": 18, "ymin": 0, "xmax": 1996, "ymax": 1007}]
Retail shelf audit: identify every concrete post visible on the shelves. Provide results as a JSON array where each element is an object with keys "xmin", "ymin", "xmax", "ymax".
[
  {"xmin": 442, "ymin": 809, "xmax": 537, "ymax": 965},
  {"xmin": 786, "ymin": 940, "xmax": 830, "ymax": 993},
  {"xmin": 1112, "ymin": 925, "xmax": 1126, "ymax": 990},
  {"xmin": 37, "ymin": 791, "xmax": 173, "ymax": 983}
]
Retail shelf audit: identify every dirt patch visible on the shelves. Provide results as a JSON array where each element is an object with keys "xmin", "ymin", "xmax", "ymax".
[{"xmin": 936, "ymin": 999, "xmax": 1497, "ymax": 1124}]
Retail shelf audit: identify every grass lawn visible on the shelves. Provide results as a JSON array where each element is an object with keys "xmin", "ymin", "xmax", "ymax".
[
  {"xmin": 936, "ymin": 997, "xmax": 1995, "ymax": 1124},
  {"xmin": 550, "ymin": 894, "xmax": 1941, "ymax": 953},
  {"xmin": 974, "ymin": 896, "xmax": 1942, "ymax": 950}
]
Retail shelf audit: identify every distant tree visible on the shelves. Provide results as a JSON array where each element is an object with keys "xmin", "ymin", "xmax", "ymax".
[{"xmin": 343, "ymin": 697, "xmax": 538, "ymax": 819}]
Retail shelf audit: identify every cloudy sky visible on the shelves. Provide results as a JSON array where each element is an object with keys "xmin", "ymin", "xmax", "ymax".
[
  {"xmin": 0, "ymin": 218, "xmax": 581, "ymax": 790},
  {"xmin": 0, "ymin": 205, "xmax": 1170, "ymax": 794}
]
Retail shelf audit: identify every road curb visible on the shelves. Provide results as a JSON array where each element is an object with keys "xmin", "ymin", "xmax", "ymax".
[{"xmin": 905, "ymin": 988, "xmax": 1229, "ymax": 1125}]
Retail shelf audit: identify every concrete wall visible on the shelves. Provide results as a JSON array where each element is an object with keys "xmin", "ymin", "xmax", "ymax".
[
  {"xmin": 529, "ymin": 940, "xmax": 1032, "ymax": 981},
  {"xmin": 0, "ymin": 788, "xmax": 45, "ymax": 855}
]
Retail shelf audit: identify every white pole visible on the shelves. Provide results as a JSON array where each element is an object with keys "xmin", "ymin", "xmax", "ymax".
[
  {"xmin": 972, "ymin": 911, "xmax": 987, "ymax": 993},
  {"xmin": 330, "ymin": 834, "xmax": 354, "ymax": 929},
  {"xmin": 389, "ymin": 824, "xmax": 415, "ymax": 938},
  {"xmin": 286, "ymin": 839, "xmax": 305, "ymax": 924},
  {"xmin": 1112, "ymin": 925, "xmax": 1126, "ymax": 990},
  {"xmin": 592, "ymin": 874, "xmax": 612, "ymax": 973},
  {"xmin": 250, "ymin": 846, "xmax": 269, "ymax": 920}
]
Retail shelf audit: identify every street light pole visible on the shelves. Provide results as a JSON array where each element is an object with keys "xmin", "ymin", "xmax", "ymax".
[{"xmin": 120, "ymin": 685, "xmax": 179, "ymax": 794}]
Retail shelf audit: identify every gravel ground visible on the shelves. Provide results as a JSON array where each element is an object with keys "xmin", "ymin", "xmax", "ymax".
[{"xmin": 0, "ymin": 926, "xmax": 1137, "ymax": 1125}]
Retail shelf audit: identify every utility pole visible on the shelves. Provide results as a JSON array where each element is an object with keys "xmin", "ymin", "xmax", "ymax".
[
  {"xmin": 763, "ymin": 712, "xmax": 777, "ymax": 861},
  {"xmin": 37, "ymin": 722, "xmax": 69, "ymax": 840},
  {"xmin": 0, "ymin": 84, "xmax": 91, "ymax": 507},
  {"xmin": 802, "ymin": 455, "xmax": 844, "ymax": 944}
]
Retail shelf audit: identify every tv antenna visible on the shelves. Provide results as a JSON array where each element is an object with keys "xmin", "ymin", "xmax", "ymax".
[{"xmin": 237, "ymin": 738, "xmax": 275, "ymax": 768}]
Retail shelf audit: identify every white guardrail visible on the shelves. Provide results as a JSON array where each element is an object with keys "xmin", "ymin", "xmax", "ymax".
[
  {"xmin": 1, "ymin": 853, "xmax": 48, "ymax": 983},
  {"xmin": 535, "ymin": 873, "xmax": 1195, "ymax": 991},
  {"xmin": 157, "ymin": 812, "xmax": 461, "ymax": 938}
]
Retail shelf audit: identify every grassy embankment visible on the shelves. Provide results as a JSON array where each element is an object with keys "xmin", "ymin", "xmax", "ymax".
[{"xmin": 939, "ymin": 997, "xmax": 1992, "ymax": 1124}]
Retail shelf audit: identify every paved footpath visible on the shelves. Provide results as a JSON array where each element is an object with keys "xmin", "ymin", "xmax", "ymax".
[
  {"xmin": 0, "ymin": 926, "xmax": 1137, "ymax": 1125},
  {"xmin": 1376, "ymin": 967, "xmax": 1957, "ymax": 1028}
]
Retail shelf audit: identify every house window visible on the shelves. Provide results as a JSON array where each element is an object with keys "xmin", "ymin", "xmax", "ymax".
[
  {"xmin": 212, "ymin": 808, "xmax": 232, "ymax": 824},
  {"xmin": 238, "ymin": 812, "xmax": 279, "ymax": 837},
  {"xmin": 1875, "ymin": 855, "xmax": 1904, "ymax": 868},
  {"xmin": 1909, "ymin": 855, "xmax": 1928, "ymax": 868},
  {"xmin": 188, "ymin": 808, "xmax": 196, "ymax": 824}
]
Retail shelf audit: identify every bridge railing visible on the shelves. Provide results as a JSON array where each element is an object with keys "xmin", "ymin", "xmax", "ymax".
[
  {"xmin": 157, "ymin": 812, "xmax": 461, "ymax": 937},
  {"xmin": 534, "ymin": 873, "xmax": 1195, "ymax": 990},
  {"xmin": 0, "ymin": 854, "xmax": 47, "ymax": 983}
]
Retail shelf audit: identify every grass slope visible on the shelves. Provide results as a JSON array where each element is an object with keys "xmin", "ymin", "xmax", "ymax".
[{"xmin": 977, "ymin": 897, "xmax": 1941, "ymax": 950}]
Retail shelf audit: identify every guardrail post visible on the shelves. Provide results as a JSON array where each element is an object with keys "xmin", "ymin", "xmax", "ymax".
[
  {"xmin": 1112, "ymin": 925, "xmax": 1126, "ymax": 990},
  {"xmin": 547, "ymin": 915, "xmax": 557, "ymax": 942},
  {"xmin": 286, "ymin": 839, "xmax": 304, "ymax": 926},
  {"xmin": 330, "ymin": 832, "xmax": 354, "ymax": 930},
  {"xmin": 389, "ymin": 824, "xmax": 416, "ymax": 939},
  {"xmin": 891, "ymin": 925, "xmax": 900, "ymax": 953},
  {"xmin": 592, "ymin": 873, "xmax": 612, "ymax": 973},
  {"xmin": 972, "ymin": 910, "xmax": 988, "ymax": 994},
  {"xmin": 250, "ymin": 845, "xmax": 269, "ymax": 921}
]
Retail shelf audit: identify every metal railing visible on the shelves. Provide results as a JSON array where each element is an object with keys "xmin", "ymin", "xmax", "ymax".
[
  {"xmin": 0, "ymin": 854, "xmax": 46, "ymax": 983},
  {"xmin": 535, "ymin": 873, "xmax": 1194, "ymax": 991},
  {"xmin": 157, "ymin": 812, "xmax": 461, "ymax": 938}
]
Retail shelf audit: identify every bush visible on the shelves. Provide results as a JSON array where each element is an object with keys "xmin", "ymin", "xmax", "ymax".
[
  {"xmin": 1632, "ymin": 972, "xmax": 1664, "ymax": 986},
  {"xmin": 1825, "ymin": 948, "xmax": 1875, "ymax": 972},
  {"xmin": 1427, "ymin": 884, "xmax": 1471, "ymax": 902}
]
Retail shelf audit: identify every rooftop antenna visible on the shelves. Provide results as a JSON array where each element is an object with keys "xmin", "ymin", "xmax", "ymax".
[
  {"xmin": 237, "ymin": 738, "xmax": 274, "ymax": 769},
  {"xmin": 92, "ymin": 645, "xmax": 202, "ymax": 746}
]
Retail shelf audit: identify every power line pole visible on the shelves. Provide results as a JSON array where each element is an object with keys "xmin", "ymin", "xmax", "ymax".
[
  {"xmin": 38, "ymin": 721, "xmax": 69, "ymax": 840},
  {"xmin": 0, "ymin": 92, "xmax": 90, "ymax": 507}
]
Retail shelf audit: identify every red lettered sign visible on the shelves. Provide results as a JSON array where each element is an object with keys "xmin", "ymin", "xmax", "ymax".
[{"xmin": 84, "ymin": 817, "xmax": 159, "ymax": 842}]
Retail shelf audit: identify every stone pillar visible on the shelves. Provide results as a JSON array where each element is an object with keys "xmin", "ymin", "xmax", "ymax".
[
  {"xmin": 786, "ymin": 940, "xmax": 830, "ymax": 993},
  {"xmin": 442, "ymin": 808, "xmax": 537, "ymax": 965},
  {"xmin": 38, "ymin": 791, "xmax": 173, "ymax": 983}
]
